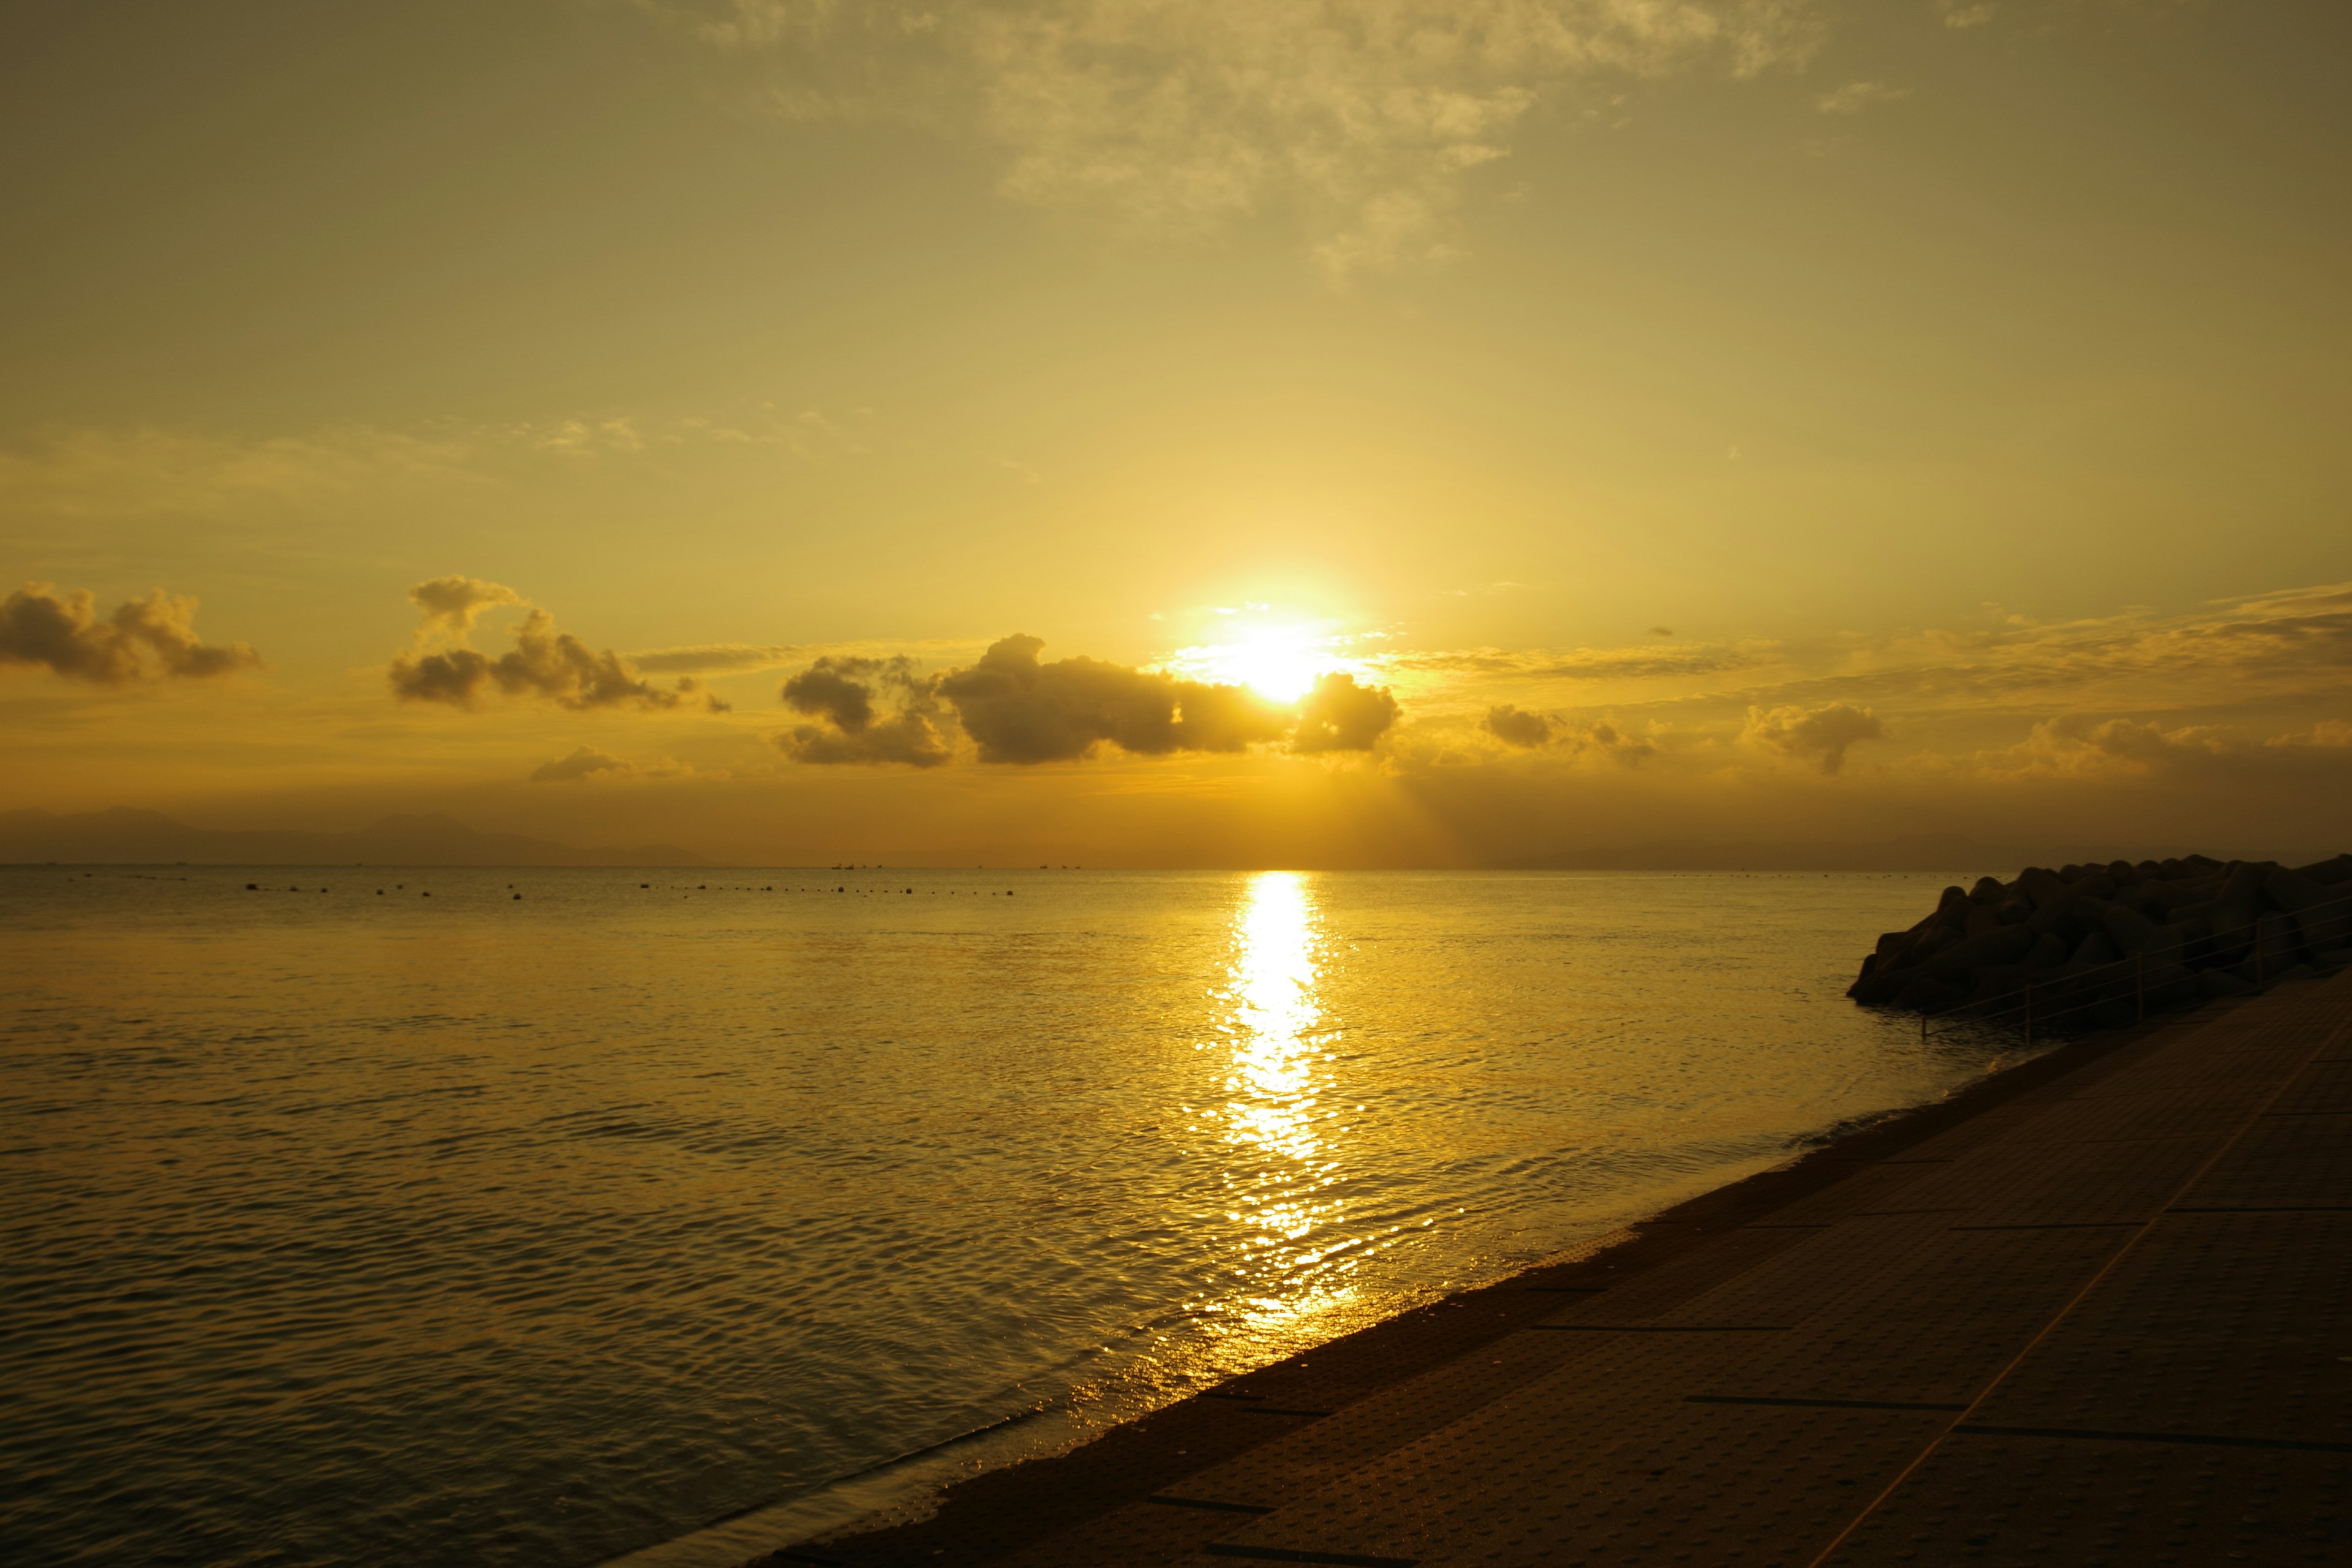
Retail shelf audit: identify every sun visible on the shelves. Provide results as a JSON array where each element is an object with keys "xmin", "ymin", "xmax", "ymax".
[
  {"xmin": 1221, "ymin": 636, "xmax": 1324, "ymax": 703},
  {"xmin": 1163, "ymin": 620, "xmax": 1340, "ymax": 704}
]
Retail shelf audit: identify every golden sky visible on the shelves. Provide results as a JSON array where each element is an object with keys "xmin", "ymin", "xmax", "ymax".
[{"xmin": 3, "ymin": 1, "xmax": 2348, "ymax": 865}]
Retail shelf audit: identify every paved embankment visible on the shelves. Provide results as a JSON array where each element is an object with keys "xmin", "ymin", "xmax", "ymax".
[{"xmin": 767, "ymin": 970, "xmax": 2352, "ymax": 1568}]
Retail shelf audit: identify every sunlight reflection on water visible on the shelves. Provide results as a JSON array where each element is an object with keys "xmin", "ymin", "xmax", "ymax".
[{"xmin": 1215, "ymin": 871, "xmax": 1354, "ymax": 1338}]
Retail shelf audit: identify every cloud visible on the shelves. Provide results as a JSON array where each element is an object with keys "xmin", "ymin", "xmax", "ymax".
[
  {"xmin": 776, "ymin": 654, "xmax": 955, "ymax": 767},
  {"xmin": 1394, "ymin": 581, "xmax": 2352, "ymax": 735},
  {"xmin": 0, "ymin": 582, "xmax": 260, "ymax": 684},
  {"xmin": 386, "ymin": 582, "xmax": 729, "ymax": 713},
  {"xmin": 1815, "ymin": 80, "xmax": 1907, "ymax": 115},
  {"xmin": 528, "ymin": 745, "xmax": 723, "ymax": 782},
  {"xmin": 1743, "ymin": 701, "xmax": 1883, "ymax": 774},
  {"xmin": 1570, "ymin": 718, "xmax": 1656, "ymax": 763},
  {"xmin": 1646, "ymin": 625, "xmax": 1674, "ymax": 638},
  {"xmin": 0, "ymin": 424, "xmax": 474, "ymax": 535},
  {"xmin": 1478, "ymin": 704, "xmax": 1654, "ymax": 762},
  {"xmin": 1484, "ymin": 703, "xmax": 1555, "ymax": 747},
  {"xmin": 530, "ymin": 745, "xmax": 636, "ymax": 783},
  {"xmin": 1401, "ymin": 639, "xmax": 1779, "ymax": 682},
  {"xmin": 783, "ymin": 655, "xmax": 889, "ymax": 731},
  {"xmin": 409, "ymin": 575, "xmax": 521, "ymax": 636},
  {"xmin": 1992, "ymin": 713, "xmax": 2352, "ymax": 783},
  {"xmin": 628, "ymin": 643, "xmax": 804, "ymax": 675},
  {"xmin": 1292, "ymin": 671, "xmax": 1400, "ymax": 753},
  {"xmin": 778, "ymin": 713, "xmax": 954, "ymax": 767},
  {"xmin": 932, "ymin": 633, "xmax": 1310, "ymax": 763},
  {"xmin": 665, "ymin": 1, "xmax": 1823, "ymax": 279}
]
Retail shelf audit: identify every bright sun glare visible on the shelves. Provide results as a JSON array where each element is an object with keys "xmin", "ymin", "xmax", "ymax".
[
  {"xmin": 1171, "ymin": 623, "xmax": 1336, "ymax": 703},
  {"xmin": 1223, "ymin": 638, "xmax": 1323, "ymax": 703}
]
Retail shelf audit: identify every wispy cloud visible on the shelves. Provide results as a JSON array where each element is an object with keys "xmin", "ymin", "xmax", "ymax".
[
  {"xmin": 0, "ymin": 424, "xmax": 475, "ymax": 532},
  {"xmin": 628, "ymin": 643, "xmax": 805, "ymax": 676},
  {"xmin": 1400, "ymin": 582, "xmax": 2352, "ymax": 718},
  {"xmin": 529, "ymin": 745, "xmax": 722, "ymax": 783},
  {"xmin": 660, "ymin": 0, "xmax": 1825, "ymax": 279},
  {"xmin": 1815, "ymin": 80, "xmax": 1907, "ymax": 115},
  {"xmin": 1396, "ymin": 638, "xmax": 1783, "ymax": 682}
]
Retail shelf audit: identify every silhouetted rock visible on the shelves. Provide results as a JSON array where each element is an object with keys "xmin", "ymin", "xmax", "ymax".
[
  {"xmin": 1848, "ymin": 848, "xmax": 2351, "ymax": 1030},
  {"xmin": 2292, "ymin": 853, "xmax": 2352, "ymax": 886}
]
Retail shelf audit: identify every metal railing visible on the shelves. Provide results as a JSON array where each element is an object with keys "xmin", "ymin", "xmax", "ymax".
[{"xmin": 1915, "ymin": 883, "xmax": 2352, "ymax": 1046}]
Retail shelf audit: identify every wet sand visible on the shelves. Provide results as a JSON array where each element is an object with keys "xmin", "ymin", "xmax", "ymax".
[{"xmin": 736, "ymin": 963, "xmax": 2351, "ymax": 1567}]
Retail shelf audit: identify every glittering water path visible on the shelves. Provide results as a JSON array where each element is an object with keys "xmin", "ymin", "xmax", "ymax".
[{"xmin": 0, "ymin": 867, "xmax": 2010, "ymax": 1567}]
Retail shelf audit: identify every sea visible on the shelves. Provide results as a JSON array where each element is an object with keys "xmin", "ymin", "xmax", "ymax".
[{"xmin": 1, "ymin": 865, "xmax": 2024, "ymax": 1568}]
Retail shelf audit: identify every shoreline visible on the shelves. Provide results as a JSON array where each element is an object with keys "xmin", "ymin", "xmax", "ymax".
[{"xmin": 734, "ymin": 992, "xmax": 2251, "ymax": 1568}]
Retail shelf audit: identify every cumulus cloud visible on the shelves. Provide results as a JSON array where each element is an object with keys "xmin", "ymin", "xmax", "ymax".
[
  {"xmin": 665, "ymin": 1, "xmax": 1823, "ymax": 278},
  {"xmin": 0, "ymin": 582, "xmax": 260, "ymax": 684},
  {"xmin": 1480, "ymin": 704, "xmax": 1656, "ymax": 763},
  {"xmin": 386, "ymin": 582, "xmax": 728, "ymax": 713},
  {"xmin": 779, "ymin": 635, "xmax": 1400, "ymax": 765},
  {"xmin": 1743, "ymin": 701, "xmax": 1883, "ymax": 774},
  {"xmin": 777, "ymin": 655, "xmax": 954, "ymax": 767},
  {"xmin": 408, "ymin": 575, "xmax": 523, "ymax": 635},
  {"xmin": 1570, "ymin": 718, "xmax": 1656, "ymax": 763},
  {"xmin": 1484, "ymin": 703, "xmax": 1555, "ymax": 747},
  {"xmin": 783, "ymin": 655, "xmax": 891, "ymax": 731},
  {"xmin": 1292, "ymin": 671, "xmax": 1401, "ymax": 753},
  {"xmin": 935, "ymin": 633, "xmax": 1298, "ymax": 763}
]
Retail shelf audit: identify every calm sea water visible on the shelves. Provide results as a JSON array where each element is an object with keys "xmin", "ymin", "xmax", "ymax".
[{"xmin": 1, "ymin": 866, "xmax": 2015, "ymax": 1567}]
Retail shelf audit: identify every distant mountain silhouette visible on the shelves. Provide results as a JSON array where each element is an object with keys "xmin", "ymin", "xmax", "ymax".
[
  {"xmin": 0, "ymin": 807, "xmax": 706, "ymax": 867},
  {"xmin": 1499, "ymin": 834, "xmax": 2293, "ymax": 872}
]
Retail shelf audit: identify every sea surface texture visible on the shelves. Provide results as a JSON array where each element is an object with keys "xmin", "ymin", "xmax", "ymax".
[{"xmin": 2, "ymin": 867, "xmax": 2011, "ymax": 1567}]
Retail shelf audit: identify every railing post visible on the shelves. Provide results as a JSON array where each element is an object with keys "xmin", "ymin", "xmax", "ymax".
[
  {"xmin": 2024, "ymin": 983, "xmax": 2034, "ymax": 1049},
  {"xmin": 2136, "ymin": 953, "xmax": 2145, "ymax": 1022}
]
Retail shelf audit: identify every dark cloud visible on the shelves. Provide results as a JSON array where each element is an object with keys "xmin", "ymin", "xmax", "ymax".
[
  {"xmin": 1744, "ymin": 701, "xmax": 1884, "ymax": 774},
  {"xmin": 1292, "ymin": 672, "xmax": 1400, "ymax": 753},
  {"xmin": 530, "ymin": 745, "xmax": 632, "ymax": 783},
  {"xmin": 935, "ymin": 635, "xmax": 1293, "ymax": 763},
  {"xmin": 779, "ymin": 712, "xmax": 954, "ymax": 767},
  {"xmin": 0, "ymin": 582, "xmax": 259, "ymax": 684},
  {"xmin": 409, "ymin": 575, "xmax": 521, "ymax": 634},
  {"xmin": 783, "ymin": 655, "xmax": 889, "ymax": 731},
  {"xmin": 767, "ymin": 636, "xmax": 1400, "ymax": 766},
  {"xmin": 777, "ymin": 655, "xmax": 952, "ymax": 767},
  {"xmin": 1483, "ymin": 703, "xmax": 1553, "ymax": 748},
  {"xmin": 1567, "ymin": 719, "xmax": 1657, "ymax": 764},
  {"xmin": 1476, "ymin": 706, "xmax": 1654, "ymax": 762},
  {"xmin": 388, "ymin": 598, "xmax": 728, "ymax": 713},
  {"xmin": 1646, "ymin": 626, "xmax": 1674, "ymax": 638}
]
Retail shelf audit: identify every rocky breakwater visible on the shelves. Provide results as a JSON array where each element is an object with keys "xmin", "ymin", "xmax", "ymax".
[{"xmin": 1849, "ymin": 853, "xmax": 2352, "ymax": 1027}]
